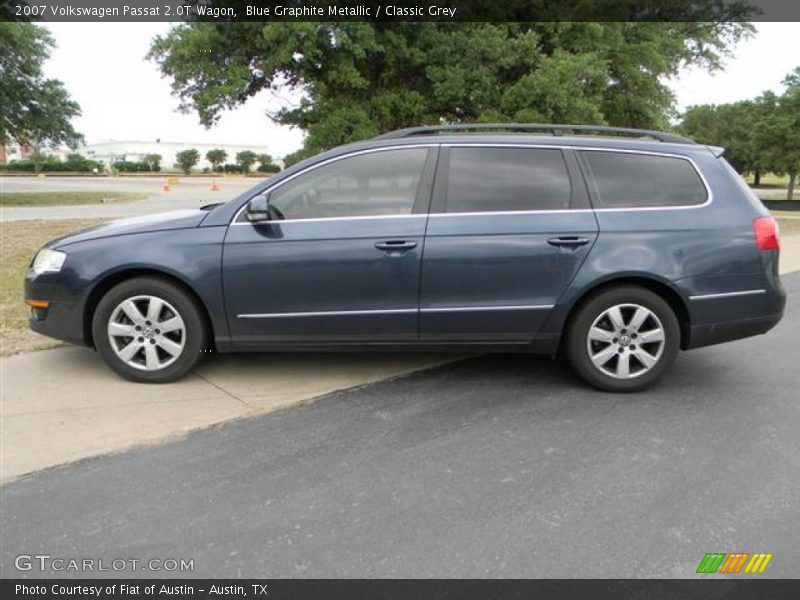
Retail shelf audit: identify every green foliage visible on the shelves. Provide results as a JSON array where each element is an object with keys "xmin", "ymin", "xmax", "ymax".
[
  {"xmin": 255, "ymin": 153, "xmax": 280, "ymax": 173},
  {"xmin": 1, "ymin": 157, "xmax": 103, "ymax": 173},
  {"xmin": 680, "ymin": 66, "xmax": 800, "ymax": 199},
  {"xmin": 143, "ymin": 153, "xmax": 162, "ymax": 171},
  {"xmin": 113, "ymin": 160, "xmax": 155, "ymax": 172},
  {"xmin": 235, "ymin": 150, "xmax": 257, "ymax": 172},
  {"xmin": 680, "ymin": 100, "xmax": 766, "ymax": 175},
  {"xmin": 0, "ymin": 22, "xmax": 82, "ymax": 148},
  {"xmin": 206, "ymin": 148, "xmax": 227, "ymax": 169},
  {"xmin": 64, "ymin": 153, "xmax": 85, "ymax": 166},
  {"xmin": 148, "ymin": 21, "xmax": 752, "ymax": 159},
  {"xmin": 756, "ymin": 69, "xmax": 800, "ymax": 199},
  {"xmin": 64, "ymin": 152, "xmax": 103, "ymax": 172},
  {"xmin": 175, "ymin": 148, "xmax": 200, "ymax": 174},
  {"xmin": 28, "ymin": 151, "xmax": 49, "ymax": 169}
]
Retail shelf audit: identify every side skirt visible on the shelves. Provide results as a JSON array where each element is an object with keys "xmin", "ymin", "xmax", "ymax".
[{"xmin": 213, "ymin": 338, "xmax": 561, "ymax": 356}]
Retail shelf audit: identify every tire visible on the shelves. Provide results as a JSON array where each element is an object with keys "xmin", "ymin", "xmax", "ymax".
[
  {"xmin": 92, "ymin": 276, "xmax": 207, "ymax": 383},
  {"xmin": 564, "ymin": 286, "xmax": 680, "ymax": 392}
]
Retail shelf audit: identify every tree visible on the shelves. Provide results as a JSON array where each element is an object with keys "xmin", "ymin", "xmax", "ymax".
[
  {"xmin": 206, "ymin": 148, "xmax": 227, "ymax": 171},
  {"xmin": 143, "ymin": 153, "xmax": 162, "ymax": 171},
  {"xmin": 236, "ymin": 150, "xmax": 257, "ymax": 173},
  {"xmin": 175, "ymin": 149, "xmax": 199, "ymax": 174},
  {"xmin": 0, "ymin": 22, "xmax": 82, "ymax": 148},
  {"xmin": 149, "ymin": 20, "xmax": 752, "ymax": 161},
  {"xmin": 756, "ymin": 68, "xmax": 800, "ymax": 200},
  {"xmin": 680, "ymin": 100, "xmax": 768, "ymax": 183},
  {"xmin": 256, "ymin": 153, "xmax": 279, "ymax": 173},
  {"xmin": 682, "ymin": 67, "xmax": 800, "ymax": 199}
]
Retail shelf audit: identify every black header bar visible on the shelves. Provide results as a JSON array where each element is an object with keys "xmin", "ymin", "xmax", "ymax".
[
  {"xmin": 3, "ymin": 0, "xmax": 800, "ymax": 22},
  {"xmin": 4, "ymin": 579, "xmax": 800, "ymax": 600}
]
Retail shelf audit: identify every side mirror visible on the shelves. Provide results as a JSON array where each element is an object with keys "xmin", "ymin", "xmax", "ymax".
[{"xmin": 246, "ymin": 194, "xmax": 270, "ymax": 222}]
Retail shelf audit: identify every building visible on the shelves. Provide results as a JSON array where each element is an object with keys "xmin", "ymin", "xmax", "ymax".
[
  {"xmin": 78, "ymin": 140, "xmax": 278, "ymax": 170},
  {"xmin": 0, "ymin": 141, "xmax": 34, "ymax": 164}
]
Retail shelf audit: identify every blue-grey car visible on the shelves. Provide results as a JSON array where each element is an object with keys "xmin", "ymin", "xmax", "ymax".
[{"xmin": 25, "ymin": 124, "xmax": 785, "ymax": 391}]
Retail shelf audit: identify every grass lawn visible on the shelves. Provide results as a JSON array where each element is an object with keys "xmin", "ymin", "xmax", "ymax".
[
  {"xmin": 746, "ymin": 173, "xmax": 790, "ymax": 188},
  {"xmin": 0, "ymin": 191, "xmax": 148, "ymax": 207},
  {"xmin": 0, "ymin": 218, "xmax": 106, "ymax": 356}
]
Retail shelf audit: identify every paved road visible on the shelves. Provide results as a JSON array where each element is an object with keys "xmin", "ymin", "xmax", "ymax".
[
  {"xmin": 2, "ymin": 274, "xmax": 798, "ymax": 579},
  {"xmin": 0, "ymin": 176, "xmax": 257, "ymax": 221},
  {"xmin": 1, "ymin": 348, "xmax": 455, "ymax": 482}
]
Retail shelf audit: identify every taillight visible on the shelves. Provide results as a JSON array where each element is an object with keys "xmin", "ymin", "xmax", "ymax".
[{"xmin": 753, "ymin": 216, "xmax": 780, "ymax": 251}]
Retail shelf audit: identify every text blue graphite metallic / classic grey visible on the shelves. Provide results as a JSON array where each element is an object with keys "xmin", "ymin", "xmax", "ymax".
[{"xmin": 25, "ymin": 124, "xmax": 785, "ymax": 391}]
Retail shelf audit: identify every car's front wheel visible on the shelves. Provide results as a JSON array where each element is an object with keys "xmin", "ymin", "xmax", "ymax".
[
  {"xmin": 92, "ymin": 276, "xmax": 207, "ymax": 383},
  {"xmin": 564, "ymin": 286, "xmax": 680, "ymax": 392}
]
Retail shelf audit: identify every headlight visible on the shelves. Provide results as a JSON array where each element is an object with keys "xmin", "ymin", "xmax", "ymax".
[{"xmin": 32, "ymin": 249, "xmax": 67, "ymax": 275}]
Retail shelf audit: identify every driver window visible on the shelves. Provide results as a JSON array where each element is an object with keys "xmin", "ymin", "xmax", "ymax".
[{"xmin": 268, "ymin": 148, "xmax": 428, "ymax": 220}]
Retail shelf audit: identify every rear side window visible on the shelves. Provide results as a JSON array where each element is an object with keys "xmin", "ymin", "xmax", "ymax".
[
  {"xmin": 445, "ymin": 147, "xmax": 571, "ymax": 213},
  {"xmin": 581, "ymin": 151, "xmax": 707, "ymax": 208}
]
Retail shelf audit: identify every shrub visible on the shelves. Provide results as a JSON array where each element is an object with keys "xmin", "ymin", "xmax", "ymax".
[
  {"xmin": 0, "ymin": 159, "xmax": 103, "ymax": 172},
  {"xmin": 113, "ymin": 160, "xmax": 152, "ymax": 172},
  {"xmin": 175, "ymin": 148, "xmax": 200, "ymax": 174}
]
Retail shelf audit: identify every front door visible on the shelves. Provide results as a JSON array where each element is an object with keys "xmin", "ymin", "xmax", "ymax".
[
  {"xmin": 420, "ymin": 145, "xmax": 598, "ymax": 342},
  {"xmin": 223, "ymin": 146, "xmax": 437, "ymax": 345}
]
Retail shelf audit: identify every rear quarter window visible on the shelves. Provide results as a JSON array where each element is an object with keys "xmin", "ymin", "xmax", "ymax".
[{"xmin": 580, "ymin": 151, "xmax": 707, "ymax": 209}]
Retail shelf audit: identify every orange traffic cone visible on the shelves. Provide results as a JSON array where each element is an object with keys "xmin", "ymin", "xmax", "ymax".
[
  {"xmin": 163, "ymin": 180, "xmax": 171, "ymax": 192},
  {"xmin": 210, "ymin": 179, "xmax": 220, "ymax": 191}
]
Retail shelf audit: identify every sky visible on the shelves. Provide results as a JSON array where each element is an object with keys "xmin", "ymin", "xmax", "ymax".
[{"xmin": 43, "ymin": 22, "xmax": 800, "ymax": 158}]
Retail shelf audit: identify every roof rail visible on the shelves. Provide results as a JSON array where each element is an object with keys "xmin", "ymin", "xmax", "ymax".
[{"xmin": 375, "ymin": 123, "xmax": 695, "ymax": 145}]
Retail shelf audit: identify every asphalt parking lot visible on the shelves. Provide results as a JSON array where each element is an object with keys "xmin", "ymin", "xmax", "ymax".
[{"xmin": 1, "ymin": 274, "xmax": 797, "ymax": 579}]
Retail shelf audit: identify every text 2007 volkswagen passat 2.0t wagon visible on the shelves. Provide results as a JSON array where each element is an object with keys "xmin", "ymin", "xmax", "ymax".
[{"xmin": 25, "ymin": 124, "xmax": 785, "ymax": 392}]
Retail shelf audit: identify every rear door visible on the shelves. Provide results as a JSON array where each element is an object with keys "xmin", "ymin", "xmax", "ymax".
[{"xmin": 419, "ymin": 145, "xmax": 598, "ymax": 342}]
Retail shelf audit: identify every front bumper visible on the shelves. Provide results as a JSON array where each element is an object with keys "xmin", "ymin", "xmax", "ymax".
[{"xmin": 25, "ymin": 271, "xmax": 88, "ymax": 347}]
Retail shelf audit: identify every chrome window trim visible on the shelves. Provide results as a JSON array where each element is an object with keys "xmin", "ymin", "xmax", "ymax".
[
  {"xmin": 235, "ymin": 213, "xmax": 426, "ymax": 225},
  {"xmin": 688, "ymin": 289, "xmax": 767, "ymax": 301},
  {"xmin": 231, "ymin": 145, "xmax": 435, "ymax": 225},
  {"xmin": 428, "ymin": 209, "xmax": 593, "ymax": 218},
  {"xmin": 231, "ymin": 142, "xmax": 712, "ymax": 225},
  {"xmin": 439, "ymin": 143, "xmax": 711, "ymax": 213},
  {"xmin": 574, "ymin": 146, "xmax": 712, "ymax": 212},
  {"xmin": 237, "ymin": 304, "xmax": 555, "ymax": 319}
]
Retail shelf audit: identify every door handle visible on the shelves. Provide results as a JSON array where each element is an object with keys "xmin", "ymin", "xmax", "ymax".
[
  {"xmin": 375, "ymin": 240, "xmax": 418, "ymax": 252},
  {"xmin": 547, "ymin": 236, "xmax": 590, "ymax": 248}
]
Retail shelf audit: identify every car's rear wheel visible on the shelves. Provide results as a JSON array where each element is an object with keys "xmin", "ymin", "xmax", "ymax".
[
  {"xmin": 92, "ymin": 277, "xmax": 207, "ymax": 383},
  {"xmin": 564, "ymin": 286, "xmax": 680, "ymax": 392}
]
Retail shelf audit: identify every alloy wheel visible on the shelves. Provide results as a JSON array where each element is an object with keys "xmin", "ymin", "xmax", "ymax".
[
  {"xmin": 585, "ymin": 303, "xmax": 666, "ymax": 379},
  {"xmin": 107, "ymin": 295, "xmax": 186, "ymax": 371}
]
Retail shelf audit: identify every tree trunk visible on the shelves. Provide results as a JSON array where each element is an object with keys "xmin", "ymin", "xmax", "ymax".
[
  {"xmin": 788, "ymin": 172, "xmax": 797, "ymax": 201},
  {"xmin": 753, "ymin": 170, "xmax": 761, "ymax": 187}
]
